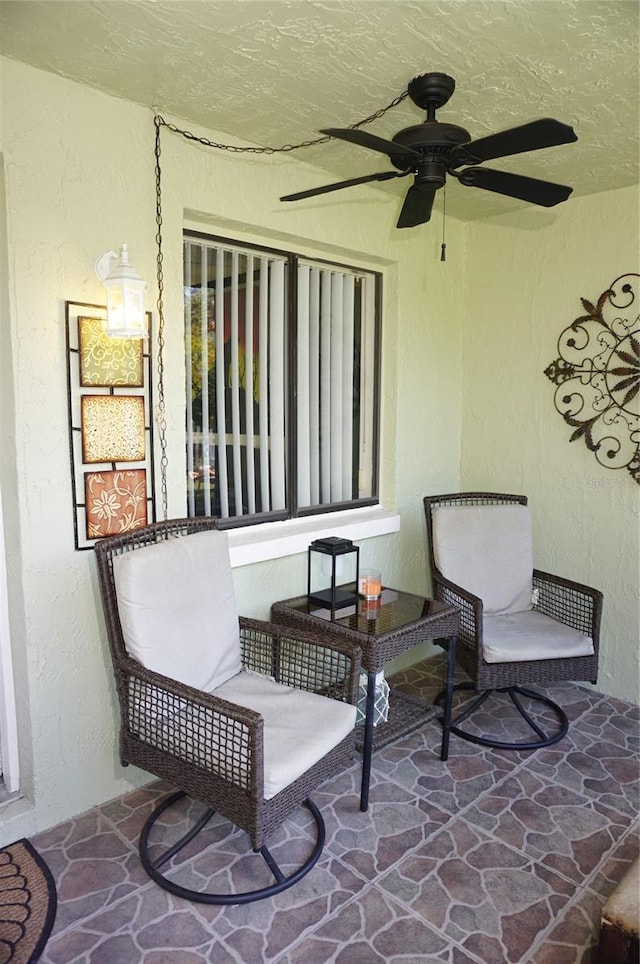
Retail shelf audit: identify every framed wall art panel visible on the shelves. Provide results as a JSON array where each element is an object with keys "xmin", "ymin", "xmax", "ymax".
[
  {"xmin": 84, "ymin": 469, "xmax": 148, "ymax": 539},
  {"xmin": 78, "ymin": 314, "xmax": 144, "ymax": 387},
  {"xmin": 81, "ymin": 395, "xmax": 146, "ymax": 463}
]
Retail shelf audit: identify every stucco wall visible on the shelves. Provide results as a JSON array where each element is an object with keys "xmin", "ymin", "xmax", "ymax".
[
  {"xmin": 461, "ymin": 188, "xmax": 640, "ymax": 703},
  {"xmin": 0, "ymin": 57, "xmax": 464, "ymax": 842}
]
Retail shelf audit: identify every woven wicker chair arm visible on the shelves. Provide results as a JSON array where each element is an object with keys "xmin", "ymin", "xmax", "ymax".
[
  {"xmin": 117, "ymin": 657, "xmax": 264, "ymax": 795},
  {"xmin": 533, "ymin": 570, "xmax": 603, "ymax": 639},
  {"xmin": 433, "ymin": 575, "xmax": 484, "ymax": 665},
  {"xmin": 435, "ymin": 576, "xmax": 482, "ymax": 623},
  {"xmin": 533, "ymin": 569, "xmax": 602, "ymax": 600},
  {"xmin": 239, "ymin": 617, "xmax": 358, "ymax": 660},
  {"xmin": 118, "ymin": 657, "xmax": 263, "ymax": 729},
  {"xmin": 238, "ymin": 617, "xmax": 362, "ymax": 706},
  {"xmin": 435, "ymin": 575, "xmax": 483, "ymax": 608}
]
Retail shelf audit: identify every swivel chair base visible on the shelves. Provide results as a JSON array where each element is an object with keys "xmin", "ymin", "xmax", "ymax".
[
  {"xmin": 139, "ymin": 790, "xmax": 325, "ymax": 905},
  {"xmin": 435, "ymin": 681, "xmax": 569, "ymax": 751}
]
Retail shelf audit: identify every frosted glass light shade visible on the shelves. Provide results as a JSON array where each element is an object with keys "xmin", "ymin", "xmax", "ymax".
[{"xmin": 95, "ymin": 244, "xmax": 147, "ymax": 339}]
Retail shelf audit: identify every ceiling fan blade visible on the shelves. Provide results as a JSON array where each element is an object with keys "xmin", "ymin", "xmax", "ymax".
[
  {"xmin": 281, "ymin": 170, "xmax": 403, "ymax": 202},
  {"xmin": 458, "ymin": 167, "xmax": 573, "ymax": 206},
  {"xmin": 320, "ymin": 128, "xmax": 421, "ymax": 163},
  {"xmin": 450, "ymin": 118, "xmax": 577, "ymax": 167},
  {"xmin": 396, "ymin": 185, "xmax": 437, "ymax": 228}
]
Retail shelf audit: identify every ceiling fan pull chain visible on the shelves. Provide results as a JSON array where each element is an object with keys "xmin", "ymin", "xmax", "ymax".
[{"xmin": 440, "ymin": 184, "xmax": 447, "ymax": 262}]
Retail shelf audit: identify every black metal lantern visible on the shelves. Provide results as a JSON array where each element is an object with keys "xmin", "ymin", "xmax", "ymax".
[{"xmin": 307, "ymin": 537, "xmax": 359, "ymax": 610}]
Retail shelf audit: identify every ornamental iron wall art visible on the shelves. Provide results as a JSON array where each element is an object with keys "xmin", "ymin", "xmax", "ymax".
[{"xmin": 544, "ymin": 273, "xmax": 639, "ymax": 485}]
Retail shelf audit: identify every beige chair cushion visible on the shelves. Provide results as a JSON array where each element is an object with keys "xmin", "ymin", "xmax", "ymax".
[
  {"xmin": 113, "ymin": 529, "xmax": 242, "ymax": 692},
  {"xmin": 432, "ymin": 504, "xmax": 534, "ymax": 614},
  {"xmin": 601, "ymin": 857, "xmax": 640, "ymax": 935},
  {"xmin": 214, "ymin": 671, "xmax": 357, "ymax": 799},
  {"xmin": 483, "ymin": 611, "xmax": 595, "ymax": 664}
]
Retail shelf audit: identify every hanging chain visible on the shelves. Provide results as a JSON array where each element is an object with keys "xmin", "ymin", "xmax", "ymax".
[
  {"xmin": 154, "ymin": 115, "xmax": 169, "ymax": 521},
  {"xmin": 155, "ymin": 88, "xmax": 409, "ymax": 152},
  {"xmin": 153, "ymin": 89, "xmax": 409, "ymax": 518}
]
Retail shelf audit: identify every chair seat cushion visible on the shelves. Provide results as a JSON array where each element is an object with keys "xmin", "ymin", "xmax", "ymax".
[
  {"xmin": 113, "ymin": 529, "xmax": 241, "ymax": 693},
  {"xmin": 432, "ymin": 504, "xmax": 534, "ymax": 614},
  {"xmin": 214, "ymin": 671, "xmax": 357, "ymax": 799},
  {"xmin": 482, "ymin": 611, "xmax": 595, "ymax": 664},
  {"xmin": 600, "ymin": 857, "xmax": 640, "ymax": 948}
]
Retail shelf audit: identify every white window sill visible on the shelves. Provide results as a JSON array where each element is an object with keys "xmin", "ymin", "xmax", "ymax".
[{"xmin": 228, "ymin": 506, "xmax": 400, "ymax": 568}]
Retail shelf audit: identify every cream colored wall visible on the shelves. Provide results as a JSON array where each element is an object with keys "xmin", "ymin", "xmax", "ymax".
[
  {"xmin": 461, "ymin": 187, "xmax": 640, "ymax": 703},
  {"xmin": 0, "ymin": 58, "xmax": 463, "ymax": 842}
]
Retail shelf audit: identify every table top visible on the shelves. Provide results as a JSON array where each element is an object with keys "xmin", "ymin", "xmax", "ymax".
[{"xmin": 271, "ymin": 587, "xmax": 459, "ymax": 671}]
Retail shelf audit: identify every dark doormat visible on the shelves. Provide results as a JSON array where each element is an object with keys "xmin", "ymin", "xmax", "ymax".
[{"xmin": 0, "ymin": 838, "xmax": 57, "ymax": 963}]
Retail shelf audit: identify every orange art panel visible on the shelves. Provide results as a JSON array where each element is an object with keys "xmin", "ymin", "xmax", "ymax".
[{"xmin": 84, "ymin": 470, "xmax": 148, "ymax": 539}]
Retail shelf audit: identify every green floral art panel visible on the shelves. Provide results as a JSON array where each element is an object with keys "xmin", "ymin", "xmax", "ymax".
[
  {"xmin": 544, "ymin": 273, "xmax": 639, "ymax": 485},
  {"xmin": 84, "ymin": 470, "xmax": 148, "ymax": 539},
  {"xmin": 78, "ymin": 315, "xmax": 144, "ymax": 386}
]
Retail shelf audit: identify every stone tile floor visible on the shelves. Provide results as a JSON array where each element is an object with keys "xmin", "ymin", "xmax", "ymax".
[{"xmin": 31, "ymin": 656, "xmax": 639, "ymax": 963}]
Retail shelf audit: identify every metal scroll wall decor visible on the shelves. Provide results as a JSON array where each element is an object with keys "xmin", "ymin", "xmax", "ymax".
[{"xmin": 544, "ymin": 273, "xmax": 639, "ymax": 485}]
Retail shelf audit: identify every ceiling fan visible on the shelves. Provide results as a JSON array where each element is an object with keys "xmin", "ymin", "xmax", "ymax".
[{"xmin": 280, "ymin": 72, "xmax": 578, "ymax": 228}]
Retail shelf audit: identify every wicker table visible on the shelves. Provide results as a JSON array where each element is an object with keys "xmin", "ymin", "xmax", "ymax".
[{"xmin": 271, "ymin": 589, "xmax": 459, "ymax": 811}]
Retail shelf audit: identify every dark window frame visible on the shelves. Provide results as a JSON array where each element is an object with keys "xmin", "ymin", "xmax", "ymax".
[{"xmin": 184, "ymin": 229, "xmax": 383, "ymax": 528}]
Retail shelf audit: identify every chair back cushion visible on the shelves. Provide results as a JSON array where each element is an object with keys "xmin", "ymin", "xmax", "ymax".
[
  {"xmin": 432, "ymin": 504, "xmax": 534, "ymax": 614},
  {"xmin": 112, "ymin": 529, "xmax": 241, "ymax": 692}
]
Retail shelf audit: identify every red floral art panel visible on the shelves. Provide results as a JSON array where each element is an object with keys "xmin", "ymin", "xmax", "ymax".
[
  {"xmin": 78, "ymin": 315, "xmax": 144, "ymax": 387},
  {"xmin": 81, "ymin": 394, "xmax": 146, "ymax": 463},
  {"xmin": 84, "ymin": 470, "xmax": 148, "ymax": 539}
]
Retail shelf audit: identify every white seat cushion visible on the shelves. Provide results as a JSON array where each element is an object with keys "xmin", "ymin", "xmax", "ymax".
[
  {"xmin": 601, "ymin": 857, "xmax": 640, "ymax": 936},
  {"xmin": 483, "ymin": 611, "xmax": 595, "ymax": 664},
  {"xmin": 214, "ymin": 671, "xmax": 357, "ymax": 799},
  {"xmin": 432, "ymin": 504, "xmax": 534, "ymax": 615},
  {"xmin": 113, "ymin": 529, "xmax": 241, "ymax": 692}
]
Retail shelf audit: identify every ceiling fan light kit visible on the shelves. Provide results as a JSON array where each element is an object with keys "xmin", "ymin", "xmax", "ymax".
[{"xmin": 281, "ymin": 72, "xmax": 578, "ymax": 229}]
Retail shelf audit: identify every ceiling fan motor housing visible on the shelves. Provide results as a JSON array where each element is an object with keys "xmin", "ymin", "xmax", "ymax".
[{"xmin": 389, "ymin": 122, "xmax": 471, "ymax": 178}]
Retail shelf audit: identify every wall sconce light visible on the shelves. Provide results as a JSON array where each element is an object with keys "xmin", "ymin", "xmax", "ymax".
[{"xmin": 94, "ymin": 244, "xmax": 147, "ymax": 339}]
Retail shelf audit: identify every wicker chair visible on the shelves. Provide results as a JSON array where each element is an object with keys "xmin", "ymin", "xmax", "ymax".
[
  {"xmin": 423, "ymin": 493, "xmax": 602, "ymax": 750},
  {"xmin": 94, "ymin": 517, "xmax": 360, "ymax": 905}
]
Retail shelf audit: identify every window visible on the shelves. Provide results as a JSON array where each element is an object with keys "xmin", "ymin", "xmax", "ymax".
[{"xmin": 184, "ymin": 232, "xmax": 381, "ymax": 526}]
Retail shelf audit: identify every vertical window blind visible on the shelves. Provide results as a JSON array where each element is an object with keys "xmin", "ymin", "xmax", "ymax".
[{"xmin": 184, "ymin": 233, "xmax": 380, "ymax": 525}]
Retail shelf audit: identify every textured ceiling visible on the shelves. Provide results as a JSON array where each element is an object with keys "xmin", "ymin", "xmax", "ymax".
[{"xmin": 1, "ymin": 0, "xmax": 638, "ymax": 221}]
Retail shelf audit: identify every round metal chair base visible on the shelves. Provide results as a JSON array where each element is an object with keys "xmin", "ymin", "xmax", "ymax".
[
  {"xmin": 435, "ymin": 681, "xmax": 569, "ymax": 751},
  {"xmin": 139, "ymin": 790, "xmax": 325, "ymax": 905}
]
